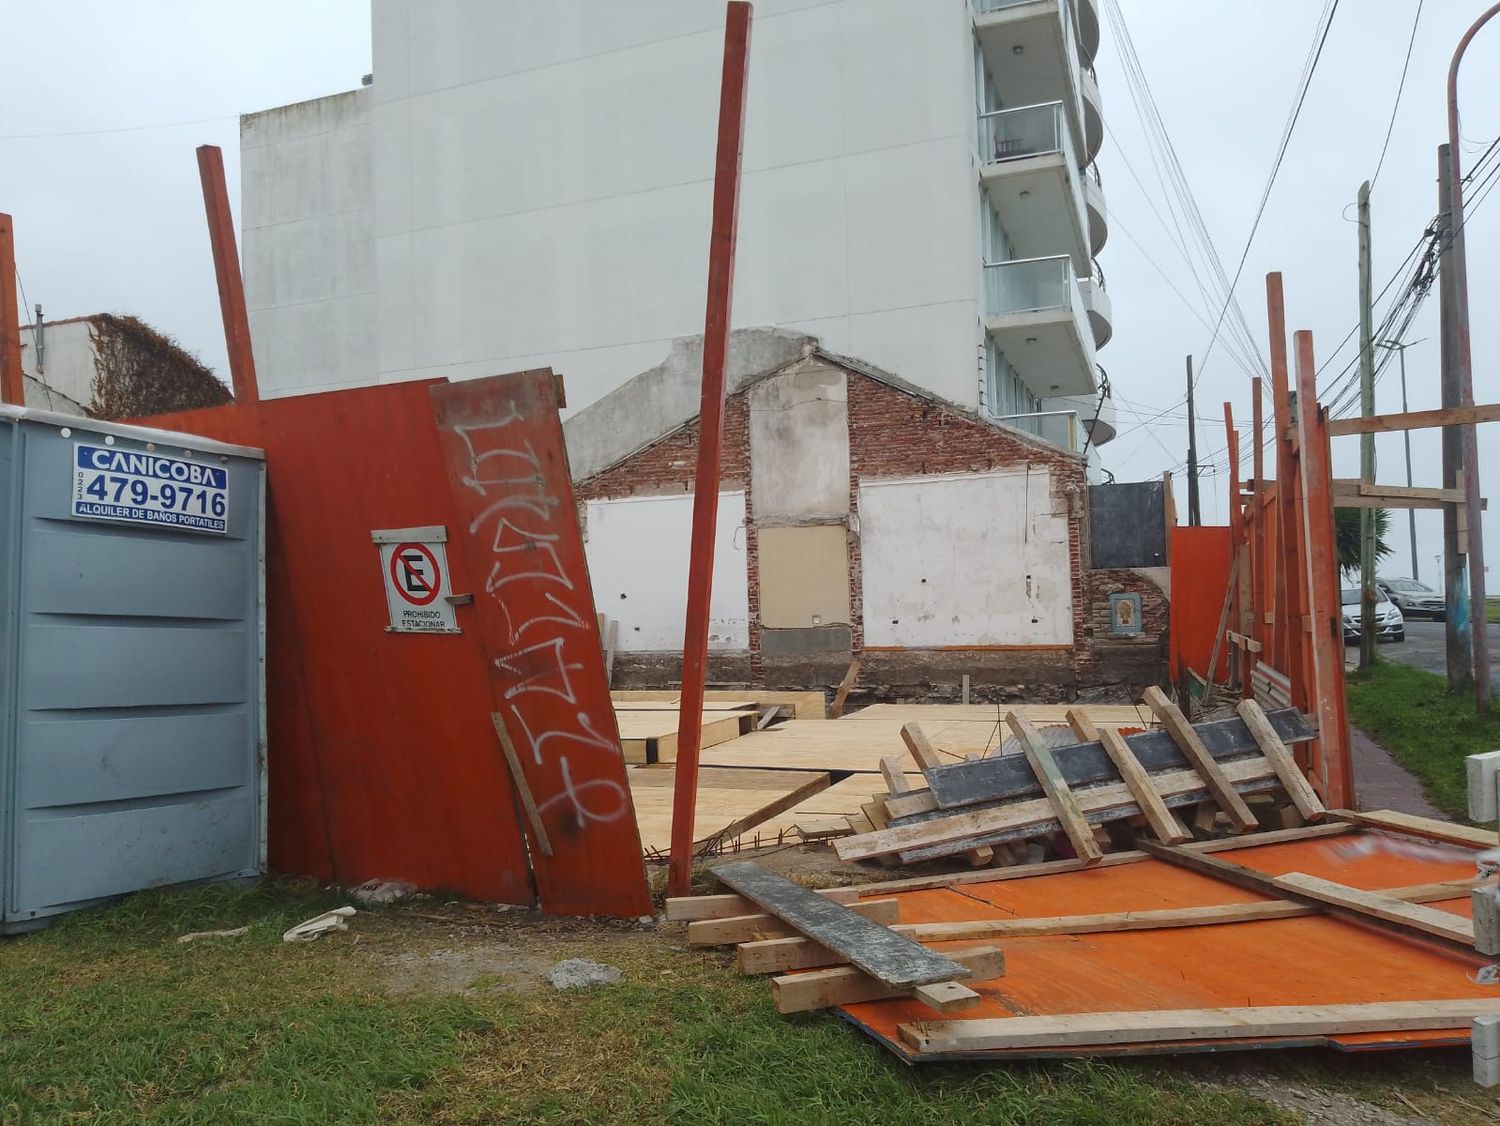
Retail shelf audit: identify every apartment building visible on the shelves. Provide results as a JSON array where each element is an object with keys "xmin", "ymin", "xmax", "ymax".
[{"xmin": 242, "ymin": 0, "xmax": 1115, "ymax": 472}]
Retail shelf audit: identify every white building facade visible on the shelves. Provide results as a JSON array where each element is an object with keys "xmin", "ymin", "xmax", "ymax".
[{"xmin": 242, "ymin": 0, "xmax": 1115, "ymax": 467}]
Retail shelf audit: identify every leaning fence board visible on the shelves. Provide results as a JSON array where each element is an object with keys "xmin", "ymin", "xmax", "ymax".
[
  {"xmin": 922, "ymin": 708, "xmax": 1313, "ymax": 810},
  {"xmin": 735, "ymin": 879, "xmax": 1488, "ymax": 974},
  {"xmin": 687, "ymin": 898, "xmax": 899, "ymax": 946},
  {"xmin": 712, "ymin": 861, "xmax": 969, "ymax": 988},
  {"xmin": 899, "ymin": 999, "xmax": 1500, "ymax": 1054},
  {"xmin": 772, "ymin": 946, "xmax": 1004, "ymax": 1014},
  {"xmin": 1143, "ymin": 687, "xmax": 1258, "ymax": 831}
]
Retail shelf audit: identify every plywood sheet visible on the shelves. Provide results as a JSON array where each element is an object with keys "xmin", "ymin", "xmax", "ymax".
[
  {"xmin": 616, "ymin": 710, "xmax": 751, "ymax": 764},
  {"xmin": 611, "ymin": 700, "xmax": 757, "ymax": 712},
  {"xmin": 628, "ymin": 765, "xmax": 829, "ymax": 854},
  {"xmin": 612, "ymin": 689, "xmax": 827, "ymax": 719},
  {"xmin": 839, "ymin": 704, "xmax": 1156, "ymax": 727},
  {"xmin": 753, "ymin": 772, "xmax": 924, "ymax": 839}
]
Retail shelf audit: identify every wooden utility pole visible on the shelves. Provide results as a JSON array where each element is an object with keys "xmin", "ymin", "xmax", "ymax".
[
  {"xmin": 669, "ymin": 2, "xmax": 753, "ymax": 899},
  {"xmin": 1378, "ymin": 338, "xmax": 1424, "ymax": 582},
  {"xmin": 1186, "ymin": 355, "xmax": 1201, "ymax": 526},
  {"xmin": 1357, "ymin": 181, "xmax": 1377, "ymax": 670},
  {"xmin": 0, "ymin": 213, "xmax": 24, "ymax": 407},
  {"xmin": 1438, "ymin": 144, "xmax": 1474, "ymax": 694}
]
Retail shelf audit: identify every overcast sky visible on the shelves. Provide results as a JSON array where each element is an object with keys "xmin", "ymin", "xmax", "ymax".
[{"xmin": 3, "ymin": 0, "xmax": 1496, "ymax": 586}]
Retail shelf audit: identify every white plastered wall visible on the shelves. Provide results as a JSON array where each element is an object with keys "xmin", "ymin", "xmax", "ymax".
[
  {"xmin": 583, "ymin": 492, "xmax": 749, "ymax": 651},
  {"xmin": 858, "ymin": 468, "xmax": 1073, "ymax": 647}
]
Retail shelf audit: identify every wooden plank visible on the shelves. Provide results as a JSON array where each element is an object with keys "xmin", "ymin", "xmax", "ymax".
[
  {"xmin": 628, "ymin": 766, "xmax": 829, "ymax": 854},
  {"xmin": 772, "ymin": 946, "xmax": 1004, "ymax": 1014},
  {"xmin": 1142, "ymin": 687, "xmax": 1259, "ymax": 831},
  {"xmin": 1096, "ymin": 725, "xmax": 1191, "ymax": 845},
  {"xmin": 1329, "ymin": 809, "xmax": 1499, "ymax": 849},
  {"xmin": 733, "ymin": 879, "xmax": 1490, "ymax": 973},
  {"xmin": 491, "ymin": 713, "xmax": 554, "ymax": 858},
  {"xmin": 666, "ymin": 884, "xmax": 863, "ymax": 921},
  {"xmin": 900, "ymin": 722, "xmax": 945, "ymax": 771},
  {"xmin": 793, "ymin": 817, "xmax": 851, "ymax": 842},
  {"xmin": 1237, "ymin": 699, "xmax": 1324, "ymax": 821},
  {"xmin": 1327, "ymin": 402, "xmax": 1500, "ymax": 436},
  {"xmin": 830, "ymin": 657, "xmax": 862, "ymax": 719},
  {"xmin": 921, "ymin": 708, "xmax": 1313, "ymax": 811},
  {"xmin": 1008, "ymin": 713, "xmax": 1103, "ymax": 864},
  {"xmin": 610, "ymin": 689, "xmax": 825, "ymax": 719},
  {"xmin": 1137, "ymin": 842, "xmax": 1479, "ymax": 954},
  {"xmin": 911, "ymin": 981, "xmax": 982, "ymax": 1013},
  {"xmin": 838, "ymin": 704, "xmax": 1153, "ymax": 726},
  {"xmin": 1064, "ymin": 708, "xmax": 1101, "ymax": 743},
  {"xmin": 686, "ymin": 898, "xmax": 899, "ymax": 946},
  {"xmin": 1274, "ymin": 873, "xmax": 1474, "ymax": 946},
  {"xmin": 899, "ymin": 1000, "xmax": 1500, "ymax": 1054},
  {"xmin": 700, "ymin": 772, "xmax": 835, "ymax": 849},
  {"xmin": 881, "ymin": 757, "xmax": 914, "ymax": 795},
  {"xmin": 712, "ymin": 860, "xmax": 970, "ymax": 988}
]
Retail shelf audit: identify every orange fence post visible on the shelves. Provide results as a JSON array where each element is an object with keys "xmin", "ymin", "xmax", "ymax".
[
  {"xmin": 0, "ymin": 213, "xmax": 24, "ymax": 407},
  {"xmin": 196, "ymin": 145, "xmax": 259, "ymax": 404}
]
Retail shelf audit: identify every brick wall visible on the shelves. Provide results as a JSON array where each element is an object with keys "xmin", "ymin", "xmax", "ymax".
[{"xmin": 575, "ymin": 357, "xmax": 1161, "ymax": 699}]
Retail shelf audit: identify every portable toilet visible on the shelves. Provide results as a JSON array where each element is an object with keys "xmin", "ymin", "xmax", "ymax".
[{"xmin": 0, "ymin": 405, "xmax": 265, "ymax": 933}]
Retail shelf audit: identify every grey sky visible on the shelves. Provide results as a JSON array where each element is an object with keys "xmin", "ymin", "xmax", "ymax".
[{"xmin": 2, "ymin": 0, "xmax": 1495, "ymax": 584}]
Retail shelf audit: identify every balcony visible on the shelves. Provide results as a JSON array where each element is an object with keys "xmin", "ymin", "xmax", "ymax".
[
  {"xmin": 975, "ymin": 0, "xmax": 1087, "ymax": 162},
  {"xmin": 1076, "ymin": 0, "xmax": 1100, "ymax": 64},
  {"xmin": 983, "ymin": 256, "xmax": 1097, "ymax": 398},
  {"xmin": 1081, "ymin": 64, "xmax": 1103, "ymax": 163},
  {"xmin": 1083, "ymin": 162, "xmax": 1108, "ymax": 255},
  {"xmin": 990, "ymin": 407, "xmax": 1083, "ymax": 451},
  {"xmin": 1079, "ymin": 266, "xmax": 1112, "ymax": 349},
  {"xmin": 1042, "ymin": 387, "xmax": 1116, "ymax": 446},
  {"xmin": 978, "ymin": 102, "xmax": 1090, "ymax": 275}
]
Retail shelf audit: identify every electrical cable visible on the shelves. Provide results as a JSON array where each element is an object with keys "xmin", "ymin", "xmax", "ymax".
[{"xmin": 1370, "ymin": 0, "xmax": 1424, "ymax": 193}]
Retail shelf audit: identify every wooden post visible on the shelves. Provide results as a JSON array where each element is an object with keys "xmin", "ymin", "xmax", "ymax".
[
  {"xmin": 1438, "ymin": 143, "xmax": 1475, "ymax": 694},
  {"xmin": 1266, "ymin": 274, "xmax": 1306, "ymax": 716},
  {"xmin": 668, "ymin": 2, "xmax": 753, "ymax": 899},
  {"xmin": 1294, "ymin": 330, "xmax": 1354, "ymax": 807},
  {"xmin": 1185, "ymin": 355, "xmax": 1201, "ymax": 526},
  {"xmin": 196, "ymin": 145, "xmax": 260, "ymax": 404},
  {"xmin": 0, "ymin": 213, "xmax": 24, "ymax": 407},
  {"xmin": 1249, "ymin": 376, "xmax": 1265, "ymax": 692},
  {"xmin": 1357, "ymin": 180, "xmax": 1377, "ymax": 670}
]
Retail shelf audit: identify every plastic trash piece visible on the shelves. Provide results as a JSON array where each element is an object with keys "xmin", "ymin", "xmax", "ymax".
[
  {"xmin": 176, "ymin": 926, "xmax": 250, "ymax": 944},
  {"xmin": 282, "ymin": 906, "xmax": 357, "ymax": 943}
]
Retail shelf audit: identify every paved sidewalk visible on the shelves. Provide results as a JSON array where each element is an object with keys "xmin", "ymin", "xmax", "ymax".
[{"xmin": 1350, "ymin": 725, "xmax": 1448, "ymax": 820}]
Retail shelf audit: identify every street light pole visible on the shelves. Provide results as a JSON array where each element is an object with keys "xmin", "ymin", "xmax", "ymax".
[
  {"xmin": 1378, "ymin": 338, "xmax": 1426, "ymax": 582},
  {"xmin": 1446, "ymin": 4, "xmax": 1499, "ymax": 712}
]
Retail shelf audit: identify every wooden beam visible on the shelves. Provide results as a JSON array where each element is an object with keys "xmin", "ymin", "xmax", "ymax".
[
  {"xmin": 1274, "ymin": 872, "xmax": 1473, "ymax": 946},
  {"xmin": 666, "ymin": 885, "xmax": 863, "ymax": 922},
  {"xmin": 911, "ymin": 981, "xmax": 983, "ymax": 1013},
  {"xmin": 735, "ymin": 878, "xmax": 1488, "ymax": 974},
  {"xmin": 196, "ymin": 145, "xmax": 260, "ymax": 403},
  {"xmin": 1331, "ymin": 481, "xmax": 1485, "ymax": 510},
  {"xmin": 1328, "ymin": 809, "xmax": 1499, "ymax": 849},
  {"xmin": 1328, "ymin": 403, "xmax": 1500, "ymax": 436},
  {"xmin": 900, "ymin": 722, "xmax": 945, "ymax": 772},
  {"xmin": 1141, "ymin": 687, "xmax": 1259, "ymax": 831},
  {"xmin": 1137, "ymin": 842, "xmax": 1477, "ymax": 954},
  {"xmin": 1064, "ymin": 708, "xmax": 1101, "ymax": 743},
  {"xmin": 686, "ymin": 898, "xmax": 898, "ymax": 946},
  {"xmin": 0, "ymin": 213, "xmax": 24, "ymax": 406},
  {"xmin": 880, "ymin": 757, "xmax": 914, "ymax": 795},
  {"xmin": 1236, "ymin": 699, "xmax": 1324, "ymax": 821},
  {"xmin": 830, "ymin": 657, "xmax": 861, "ymax": 718},
  {"xmin": 1008, "ymin": 713, "xmax": 1103, "ymax": 864},
  {"xmin": 899, "ymin": 999, "xmax": 1500, "ymax": 1054},
  {"xmin": 1096, "ymin": 725, "xmax": 1191, "ymax": 844},
  {"xmin": 491, "ymin": 713, "xmax": 554, "ymax": 857},
  {"xmin": 771, "ymin": 946, "xmax": 1003, "ymax": 1014},
  {"xmin": 711, "ymin": 861, "xmax": 969, "ymax": 988}
]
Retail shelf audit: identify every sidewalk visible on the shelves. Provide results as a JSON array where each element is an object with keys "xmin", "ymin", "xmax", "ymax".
[{"xmin": 1350, "ymin": 724, "xmax": 1449, "ymax": 820}]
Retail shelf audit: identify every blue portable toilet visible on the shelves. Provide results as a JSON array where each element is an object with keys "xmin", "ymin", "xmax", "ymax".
[{"xmin": 0, "ymin": 405, "xmax": 265, "ymax": 933}]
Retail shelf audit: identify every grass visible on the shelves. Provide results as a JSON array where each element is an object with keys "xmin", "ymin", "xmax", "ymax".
[
  {"xmin": 0, "ymin": 880, "xmax": 1307, "ymax": 1124},
  {"xmin": 1346, "ymin": 658, "xmax": 1500, "ymax": 820},
  {"xmin": 1488, "ymin": 598, "xmax": 1500, "ymax": 625}
]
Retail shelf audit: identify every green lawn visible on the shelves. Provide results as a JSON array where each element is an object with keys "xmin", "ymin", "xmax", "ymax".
[
  {"xmin": 1488, "ymin": 598, "xmax": 1500, "ymax": 625},
  {"xmin": 0, "ymin": 880, "xmax": 1301, "ymax": 1124},
  {"xmin": 1346, "ymin": 659, "xmax": 1500, "ymax": 820}
]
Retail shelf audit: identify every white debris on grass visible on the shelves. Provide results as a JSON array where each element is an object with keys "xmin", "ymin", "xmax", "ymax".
[{"xmin": 547, "ymin": 958, "xmax": 623, "ymax": 990}]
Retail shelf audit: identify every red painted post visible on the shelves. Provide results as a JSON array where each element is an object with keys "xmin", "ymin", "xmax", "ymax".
[
  {"xmin": 0, "ymin": 213, "xmax": 24, "ymax": 406},
  {"xmin": 196, "ymin": 145, "xmax": 260, "ymax": 404},
  {"xmin": 668, "ymin": 2, "xmax": 753, "ymax": 899}
]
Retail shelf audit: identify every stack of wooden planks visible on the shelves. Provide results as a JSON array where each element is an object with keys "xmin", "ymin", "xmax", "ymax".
[
  {"xmin": 831, "ymin": 692, "xmax": 1326, "ymax": 868},
  {"xmin": 668, "ymin": 859, "xmax": 1006, "ymax": 1014},
  {"xmin": 671, "ymin": 814, "xmax": 1500, "ymax": 1061}
]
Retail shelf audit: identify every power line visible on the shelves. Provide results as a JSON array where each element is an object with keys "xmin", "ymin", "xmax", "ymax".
[
  {"xmin": 0, "ymin": 112, "xmax": 238, "ymax": 142},
  {"xmin": 1370, "ymin": 0, "xmax": 1424, "ymax": 193}
]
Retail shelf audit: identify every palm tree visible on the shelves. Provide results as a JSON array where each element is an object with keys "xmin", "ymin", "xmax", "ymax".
[{"xmin": 1334, "ymin": 507, "xmax": 1393, "ymax": 578}]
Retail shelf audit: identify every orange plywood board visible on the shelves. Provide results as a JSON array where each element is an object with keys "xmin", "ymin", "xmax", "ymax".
[{"xmin": 835, "ymin": 831, "xmax": 1492, "ymax": 1061}]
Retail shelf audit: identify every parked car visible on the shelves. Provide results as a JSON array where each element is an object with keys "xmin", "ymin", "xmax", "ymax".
[
  {"xmin": 1341, "ymin": 587, "xmax": 1405, "ymax": 643},
  {"xmin": 1376, "ymin": 577, "xmax": 1446, "ymax": 620}
]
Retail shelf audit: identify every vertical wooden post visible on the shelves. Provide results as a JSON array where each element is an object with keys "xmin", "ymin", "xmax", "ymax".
[
  {"xmin": 1294, "ymin": 330, "xmax": 1354, "ymax": 807},
  {"xmin": 1438, "ymin": 143, "xmax": 1474, "ymax": 693},
  {"xmin": 1356, "ymin": 180, "xmax": 1377, "ymax": 670},
  {"xmin": 1266, "ymin": 274, "xmax": 1304, "ymax": 708},
  {"xmin": 196, "ymin": 145, "xmax": 260, "ymax": 404},
  {"xmin": 1250, "ymin": 375, "xmax": 1266, "ymax": 677},
  {"xmin": 669, "ymin": 2, "xmax": 753, "ymax": 899},
  {"xmin": 0, "ymin": 213, "xmax": 24, "ymax": 407}
]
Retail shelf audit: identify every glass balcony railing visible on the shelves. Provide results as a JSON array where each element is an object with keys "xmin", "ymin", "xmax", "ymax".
[
  {"xmin": 974, "ymin": 0, "xmax": 1036, "ymax": 12},
  {"xmin": 989, "ymin": 409, "xmax": 1080, "ymax": 450},
  {"xmin": 983, "ymin": 255, "xmax": 1082, "ymax": 318},
  {"xmin": 977, "ymin": 101, "xmax": 1074, "ymax": 167}
]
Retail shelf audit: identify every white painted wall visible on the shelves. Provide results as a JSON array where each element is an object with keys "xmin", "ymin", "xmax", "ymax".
[
  {"xmin": 366, "ymin": 0, "xmax": 983, "ymax": 413},
  {"xmin": 20, "ymin": 319, "xmax": 96, "ymax": 409},
  {"xmin": 583, "ymin": 492, "xmax": 749, "ymax": 651},
  {"xmin": 748, "ymin": 362, "xmax": 849, "ymax": 522},
  {"xmin": 241, "ymin": 88, "xmax": 376, "ymax": 398},
  {"xmin": 858, "ymin": 469, "xmax": 1073, "ymax": 646}
]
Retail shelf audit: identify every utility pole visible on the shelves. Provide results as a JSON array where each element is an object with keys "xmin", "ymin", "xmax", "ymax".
[
  {"xmin": 1447, "ymin": 6, "xmax": 1495, "ymax": 711},
  {"xmin": 1438, "ymin": 143, "xmax": 1474, "ymax": 694},
  {"xmin": 1357, "ymin": 182, "xmax": 1377, "ymax": 670},
  {"xmin": 1185, "ymin": 354, "xmax": 1201, "ymax": 526},
  {"xmin": 1378, "ymin": 337, "xmax": 1425, "ymax": 581}
]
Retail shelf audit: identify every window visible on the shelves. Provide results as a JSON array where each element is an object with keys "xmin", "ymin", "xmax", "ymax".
[{"xmin": 985, "ymin": 340, "xmax": 1040, "ymax": 433}]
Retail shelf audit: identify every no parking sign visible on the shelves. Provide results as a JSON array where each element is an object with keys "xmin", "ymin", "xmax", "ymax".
[{"xmin": 372, "ymin": 526, "xmax": 461, "ymax": 634}]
